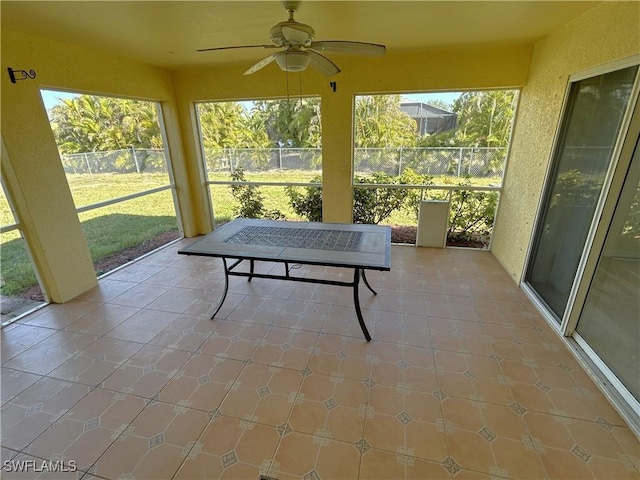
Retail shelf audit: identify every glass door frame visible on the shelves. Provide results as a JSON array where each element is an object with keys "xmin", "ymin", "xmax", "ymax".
[
  {"xmin": 521, "ymin": 54, "xmax": 640, "ymax": 435},
  {"xmin": 522, "ymin": 55, "xmax": 640, "ymax": 334}
]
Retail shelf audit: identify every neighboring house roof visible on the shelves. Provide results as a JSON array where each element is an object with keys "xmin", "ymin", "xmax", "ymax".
[
  {"xmin": 400, "ymin": 101, "xmax": 457, "ymax": 135},
  {"xmin": 400, "ymin": 102, "xmax": 454, "ymax": 118}
]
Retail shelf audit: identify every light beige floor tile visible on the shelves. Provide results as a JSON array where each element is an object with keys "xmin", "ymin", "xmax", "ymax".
[
  {"xmin": 74, "ymin": 278, "xmax": 137, "ymax": 303},
  {"xmin": 271, "ymin": 299, "xmax": 330, "ymax": 332},
  {"xmin": 149, "ymin": 314, "xmax": 218, "ymax": 352},
  {"xmin": 156, "ymin": 354, "xmax": 244, "ymax": 413},
  {"xmin": 370, "ymin": 341, "xmax": 437, "ymax": 393},
  {"xmin": 270, "ymin": 430, "xmax": 361, "ymax": 480},
  {"xmin": 198, "ymin": 321, "xmax": 267, "ymax": 361},
  {"xmin": 360, "ymin": 448, "xmax": 452, "ymax": 480},
  {"xmin": 144, "ymin": 287, "xmax": 209, "ymax": 314},
  {"xmin": 106, "ymin": 264, "xmax": 164, "ymax": 283},
  {"xmin": 101, "ymin": 344, "xmax": 190, "ymax": 398},
  {"xmin": 219, "ymin": 363, "xmax": 302, "ymax": 427},
  {"xmin": 226, "ymin": 295, "xmax": 286, "ymax": 325},
  {"xmin": 3, "ymin": 332, "xmax": 97, "ymax": 376},
  {"xmin": 173, "ymin": 415, "xmax": 280, "ymax": 480},
  {"xmin": 142, "ymin": 266, "xmax": 195, "ymax": 287},
  {"xmin": 308, "ymin": 333, "xmax": 374, "ymax": 382},
  {"xmin": 108, "ymin": 283, "xmax": 171, "ymax": 309},
  {"xmin": 1, "ymin": 377, "xmax": 90, "ymax": 451},
  {"xmin": 434, "ymin": 350, "xmax": 510, "ymax": 404},
  {"xmin": 25, "ymin": 388, "xmax": 147, "ymax": 471},
  {"xmin": 289, "ymin": 373, "xmax": 368, "ymax": 444},
  {"xmin": 106, "ymin": 309, "xmax": 178, "ymax": 343},
  {"xmin": 364, "ymin": 383, "xmax": 447, "ymax": 463},
  {"xmin": 322, "ymin": 304, "xmax": 378, "ymax": 339},
  {"xmin": 374, "ymin": 312, "xmax": 430, "ymax": 347},
  {"xmin": 2, "ymin": 326, "xmax": 58, "ymax": 364},
  {"xmin": 47, "ymin": 337, "xmax": 144, "ymax": 387},
  {"xmin": 1, "ymin": 246, "xmax": 636, "ymax": 480},
  {"xmin": 19, "ymin": 301, "xmax": 101, "ymax": 330},
  {"xmin": 63, "ymin": 304, "xmax": 139, "ymax": 337},
  {"xmin": 1, "ymin": 368, "xmax": 42, "ymax": 405},
  {"xmin": 250, "ymin": 326, "xmax": 318, "ymax": 370},
  {"xmin": 90, "ymin": 401, "xmax": 210, "ymax": 480}
]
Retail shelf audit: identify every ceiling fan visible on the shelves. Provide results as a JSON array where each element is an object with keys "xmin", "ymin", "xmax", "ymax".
[{"xmin": 197, "ymin": 0, "xmax": 386, "ymax": 76}]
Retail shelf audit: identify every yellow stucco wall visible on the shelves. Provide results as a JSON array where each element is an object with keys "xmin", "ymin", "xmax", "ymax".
[
  {"xmin": 491, "ymin": 1, "xmax": 640, "ymax": 284},
  {"xmin": 172, "ymin": 43, "xmax": 532, "ymax": 224},
  {"xmin": 0, "ymin": 29, "xmax": 191, "ymax": 302}
]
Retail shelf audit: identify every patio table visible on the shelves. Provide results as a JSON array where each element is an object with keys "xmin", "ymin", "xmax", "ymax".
[{"xmin": 178, "ymin": 218, "xmax": 391, "ymax": 341}]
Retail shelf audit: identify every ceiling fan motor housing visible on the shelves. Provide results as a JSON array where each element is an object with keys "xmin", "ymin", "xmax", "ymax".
[{"xmin": 269, "ymin": 21, "xmax": 315, "ymax": 46}]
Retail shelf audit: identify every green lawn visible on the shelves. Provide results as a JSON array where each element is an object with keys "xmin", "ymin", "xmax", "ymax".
[
  {"xmin": 1, "ymin": 174, "xmax": 177, "ymax": 296},
  {"xmin": 1, "ymin": 171, "xmax": 500, "ymax": 297}
]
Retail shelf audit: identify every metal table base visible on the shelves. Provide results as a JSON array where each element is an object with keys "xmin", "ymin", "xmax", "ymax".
[{"xmin": 213, "ymin": 258, "xmax": 377, "ymax": 341}]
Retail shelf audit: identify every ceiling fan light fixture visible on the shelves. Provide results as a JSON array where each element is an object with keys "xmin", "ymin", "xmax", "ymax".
[{"xmin": 275, "ymin": 50, "xmax": 310, "ymax": 72}]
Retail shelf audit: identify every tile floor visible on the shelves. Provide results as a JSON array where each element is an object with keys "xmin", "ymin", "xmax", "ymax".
[{"xmin": 1, "ymin": 240, "xmax": 638, "ymax": 480}]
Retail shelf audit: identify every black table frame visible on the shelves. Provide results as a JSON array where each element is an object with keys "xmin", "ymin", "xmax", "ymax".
[
  {"xmin": 178, "ymin": 220, "xmax": 391, "ymax": 341},
  {"xmin": 216, "ymin": 257, "xmax": 378, "ymax": 340}
]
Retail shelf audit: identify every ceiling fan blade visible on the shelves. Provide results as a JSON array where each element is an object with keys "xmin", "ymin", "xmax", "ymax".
[
  {"xmin": 306, "ymin": 50, "xmax": 340, "ymax": 77},
  {"xmin": 197, "ymin": 44, "xmax": 277, "ymax": 52},
  {"xmin": 281, "ymin": 25, "xmax": 311, "ymax": 45},
  {"xmin": 309, "ymin": 41, "xmax": 386, "ymax": 56},
  {"xmin": 243, "ymin": 53, "xmax": 278, "ymax": 75}
]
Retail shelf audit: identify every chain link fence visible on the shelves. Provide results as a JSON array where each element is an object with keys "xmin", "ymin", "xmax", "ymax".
[
  {"xmin": 204, "ymin": 147, "xmax": 506, "ymax": 179},
  {"xmin": 354, "ymin": 147, "xmax": 506, "ymax": 178},
  {"xmin": 60, "ymin": 148, "xmax": 168, "ymax": 175},
  {"xmin": 204, "ymin": 148, "xmax": 323, "ymax": 174},
  {"xmin": 61, "ymin": 146, "xmax": 506, "ymax": 179}
]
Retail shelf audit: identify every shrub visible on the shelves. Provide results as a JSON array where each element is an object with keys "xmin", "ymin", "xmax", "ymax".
[
  {"xmin": 285, "ymin": 175, "xmax": 323, "ymax": 222},
  {"xmin": 399, "ymin": 168, "xmax": 433, "ymax": 220},
  {"xmin": 448, "ymin": 177, "xmax": 498, "ymax": 242},
  {"xmin": 353, "ymin": 173, "xmax": 408, "ymax": 224},
  {"xmin": 286, "ymin": 170, "xmax": 432, "ymax": 225},
  {"xmin": 229, "ymin": 167, "xmax": 283, "ymax": 219}
]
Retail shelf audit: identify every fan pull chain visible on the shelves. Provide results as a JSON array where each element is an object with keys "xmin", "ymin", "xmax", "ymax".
[
  {"xmin": 285, "ymin": 63, "xmax": 290, "ymax": 103},
  {"xmin": 299, "ymin": 71, "xmax": 303, "ymax": 108}
]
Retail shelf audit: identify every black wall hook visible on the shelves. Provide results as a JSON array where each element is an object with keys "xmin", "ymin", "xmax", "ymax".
[
  {"xmin": 330, "ymin": 81, "xmax": 337, "ymax": 92},
  {"xmin": 7, "ymin": 67, "xmax": 36, "ymax": 84}
]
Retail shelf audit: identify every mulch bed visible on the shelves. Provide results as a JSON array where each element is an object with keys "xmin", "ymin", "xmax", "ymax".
[{"xmin": 390, "ymin": 224, "xmax": 488, "ymax": 248}]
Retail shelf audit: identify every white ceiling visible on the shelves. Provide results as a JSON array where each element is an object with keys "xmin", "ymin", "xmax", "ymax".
[{"xmin": 1, "ymin": 1, "xmax": 600, "ymax": 70}]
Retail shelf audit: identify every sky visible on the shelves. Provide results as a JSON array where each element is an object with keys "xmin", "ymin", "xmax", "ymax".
[{"xmin": 40, "ymin": 89, "xmax": 462, "ymax": 111}]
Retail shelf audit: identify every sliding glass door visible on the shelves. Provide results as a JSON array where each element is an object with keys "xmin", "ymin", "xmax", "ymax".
[
  {"xmin": 525, "ymin": 65, "xmax": 639, "ymax": 321},
  {"xmin": 575, "ymin": 140, "xmax": 639, "ymax": 401}
]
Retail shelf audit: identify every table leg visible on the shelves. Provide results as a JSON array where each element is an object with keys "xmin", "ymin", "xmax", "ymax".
[
  {"xmin": 353, "ymin": 268, "xmax": 372, "ymax": 341},
  {"xmin": 361, "ymin": 270, "xmax": 378, "ymax": 295},
  {"xmin": 211, "ymin": 257, "xmax": 230, "ymax": 319},
  {"xmin": 248, "ymin": 259, "xmax": 254, "ymax": 282}
]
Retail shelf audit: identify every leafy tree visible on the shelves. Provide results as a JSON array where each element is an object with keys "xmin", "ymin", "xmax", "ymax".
[
  {"xmin": 252, "ymin": 98, "xmax": 321, "ymax": 148},
  {"xmin": 354, "ymin": 95, "xmax": 417, "ymax": 148},
  {"xmin": 197, "ymin": 102, "xmax": 258, "ymax": 150},
  {"xmin": 49, "ymin": 95, "xmax": 162, "ymax": 154},
  {"xmin": 426, "ymin": 99, "xmax": 451, "ymax": 111},
  {"xmin": 450, "ymin": 90, "xmax": 517, "ymax": 147},
  {"xmin": 417, "ymin": 90, "xmax": 517, "ymax": 148}
]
